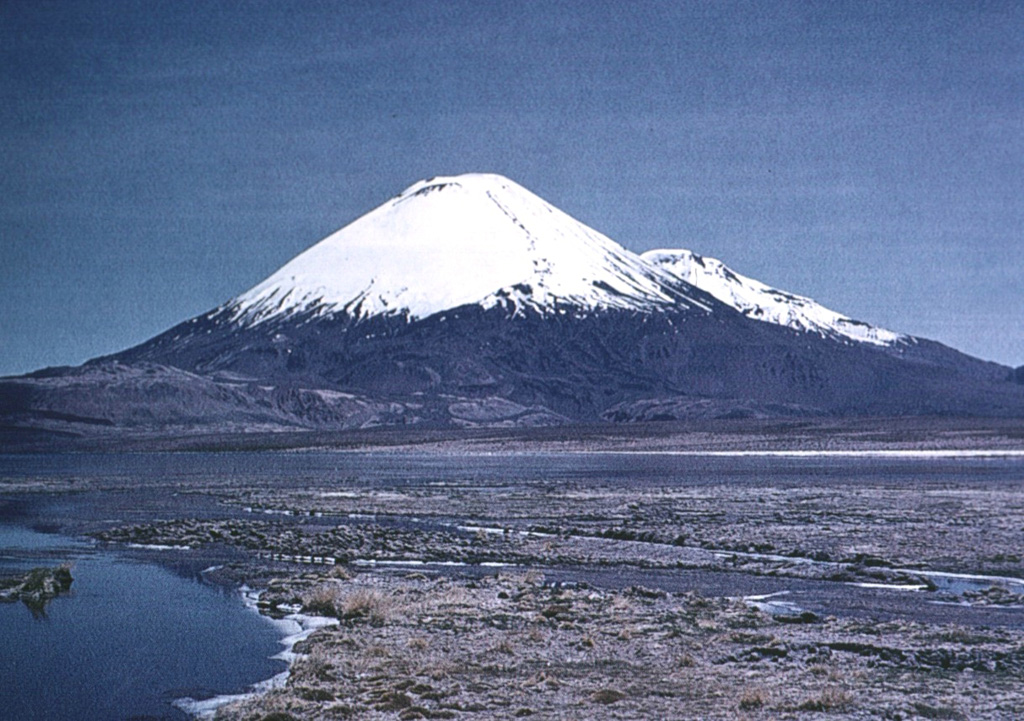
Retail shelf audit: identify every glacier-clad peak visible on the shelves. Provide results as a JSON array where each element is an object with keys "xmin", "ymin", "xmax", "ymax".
[
  {"xmin": 642, "ymin": 248, "xmax": 904, "ymax": 346},
  {"xmin": 227, "ymin": 173, "xmax": 708, "ymax": 326}
]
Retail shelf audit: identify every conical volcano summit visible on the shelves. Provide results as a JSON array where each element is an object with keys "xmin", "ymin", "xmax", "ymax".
[{"xmin": 226, "ymin": 174, "xmax": 709, "ymax": 325}]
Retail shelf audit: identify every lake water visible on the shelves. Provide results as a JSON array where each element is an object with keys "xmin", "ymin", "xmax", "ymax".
[{"xmin": 0, "ymin": 524, "xmax": 286, "ymax": 721}]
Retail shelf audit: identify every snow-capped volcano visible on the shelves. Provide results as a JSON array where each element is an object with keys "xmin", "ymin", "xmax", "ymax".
[
  {"xmin": 643, "ymin": 248, "xmax": 905, "ymax": 347},
  {"xmin": 7, "ymin": 171, "xmax": 1022, "ymax": 442},
  {"xmin": 229, "ymin": 173, "xmax": 709, "ymax": 326},
  {"xmin": 228, "ymin": 172, "xmax": 899, "ymax": 349}
]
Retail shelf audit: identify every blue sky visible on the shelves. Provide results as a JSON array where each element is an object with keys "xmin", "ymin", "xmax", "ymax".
[{"xmin": 2, "ymin": 0, "xmax": 1021, "ymax": 375}]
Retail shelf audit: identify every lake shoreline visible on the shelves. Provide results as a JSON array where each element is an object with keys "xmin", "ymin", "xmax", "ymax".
[{"xmin": 173, "ymin": 579, "xmax": 339, "ymax": 719}]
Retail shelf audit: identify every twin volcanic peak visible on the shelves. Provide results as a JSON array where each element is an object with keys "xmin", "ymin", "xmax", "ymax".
[
  {"xmin": 224, "ymin": 172, "xmax": 898, "ymax": 346},
  {"xmin": 642, "ymin": 249, "xmax": 905, "ymax": 347}
]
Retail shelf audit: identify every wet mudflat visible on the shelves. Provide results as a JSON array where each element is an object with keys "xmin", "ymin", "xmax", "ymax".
[{"xmin": 2, "ymin": 445, "xmax": 1023, "ymax": 719}]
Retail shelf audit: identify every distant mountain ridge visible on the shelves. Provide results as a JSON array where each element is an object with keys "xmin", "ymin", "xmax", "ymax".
[{"xmin": 3, "ymin": 173, "xmax": 1022, "ymax": 443}]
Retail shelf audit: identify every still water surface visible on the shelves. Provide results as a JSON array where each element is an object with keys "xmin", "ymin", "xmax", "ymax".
[{"xmin": 0, "ymin": 524, "xmax": 285, "ymax": 721}]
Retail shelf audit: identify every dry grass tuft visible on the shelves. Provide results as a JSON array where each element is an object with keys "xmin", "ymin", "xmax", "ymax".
[
  {"xmin": 797, "ymin": 686, "xmax": 853, "ymax": 712},
  {"xmin": 493, "ymin": 637, "xmax": 516, "ymax": 655},
  {"xmin": 407, "ymin": 636, "xmax": 429, "ymax": 651},
  {"xmin": 676, "ymin": 653, "xmax": 697, "ymax": 668},
  {"xmin": 328, "ymin": 565, "xmax": 352, "ymax": 580},
  {"xmin": 592, "ymin": 688, "xmax": 627, "ymax": 704},
  {"xmin": 291, "ymin": 647, "xmax": 335, "ymax": 683},
  {"xmin": 523, "ymin": 569, "xmax": 545, "ymax": 585},
  {"xmin": 738, "ymin": 687, "xmax": 770, "ymax": 710},
  {"xmin": 301, "ymin": 583, "xmax": 343, "ymax": 617},
  {"xmin": 340, "ymin": 587, "xmax": 393, "ymax": 624},
  {"xmin": 302, "ymin": 583, "xmax": 395, "ymax": 624},
  {"xmin": 912, "ymin": 701, "xmax": 967, "ymax": 720}
]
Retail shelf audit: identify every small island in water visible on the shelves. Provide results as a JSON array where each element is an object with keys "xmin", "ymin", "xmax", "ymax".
[{"xmin": 0, "ymin": 564, "xmax": 73, "ymax": 616}]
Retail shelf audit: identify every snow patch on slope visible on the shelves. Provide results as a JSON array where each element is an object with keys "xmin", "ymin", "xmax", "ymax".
[
  {"xmin": 643, "ymin": 249, "xmax": 904, "ymax": 346},
  {"xmin": 229, "ymin": 174, "xmax": 709, "ymax": 326}
]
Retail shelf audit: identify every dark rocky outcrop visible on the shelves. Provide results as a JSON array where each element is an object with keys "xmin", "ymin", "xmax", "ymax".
[{"xmin": 0, "ymin": 564, "xmax": 73, "ymax": 615}]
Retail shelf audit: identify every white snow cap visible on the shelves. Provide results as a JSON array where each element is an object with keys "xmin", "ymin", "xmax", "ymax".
[
  {"xmin": 643, "ymin": 249, "xmax": 904, "ymax": 346},
  {"xmin": 229, "ymin": 173, "xmax": 705, "ymax": 324},
  {"xmin": 227, "ymin": 172, "xmax": 902, "ymax": 348}
]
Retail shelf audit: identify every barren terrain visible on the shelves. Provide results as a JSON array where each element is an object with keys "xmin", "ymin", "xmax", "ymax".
[{"xmin": 3, "ymin": 423, "xmax": 1024, "ymax": 719}]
